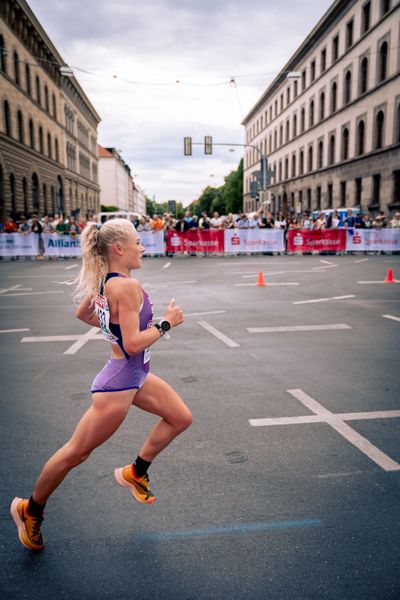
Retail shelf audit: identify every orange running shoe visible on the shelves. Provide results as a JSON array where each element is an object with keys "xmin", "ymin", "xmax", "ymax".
[
  {"xmin": 10, "ymin": 497, "xmax": 45, "ymax": 551},
  {"xmin": 114, "ymin": 464, "xmax": 155, "ymax": 504}
]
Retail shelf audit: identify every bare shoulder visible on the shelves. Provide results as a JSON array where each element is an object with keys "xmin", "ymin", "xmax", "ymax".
[{"xmin": 107, "ymin": 277, "xmax": 142, "ymax": 305}]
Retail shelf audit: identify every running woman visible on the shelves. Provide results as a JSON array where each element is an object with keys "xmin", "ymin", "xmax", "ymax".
[{"xmin": 11, "ymin": 218, "xmax": 192, "ymax": 550}]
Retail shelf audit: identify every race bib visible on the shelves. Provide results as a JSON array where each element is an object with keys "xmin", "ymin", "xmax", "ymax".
[{"xmin": 95, "ymin": 293, "xmax": 118, "ymax": 342}]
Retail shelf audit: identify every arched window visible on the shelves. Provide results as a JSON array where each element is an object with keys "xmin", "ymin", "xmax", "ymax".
[
  {"xmin": 44, "ymin": 85, "xmax": 49, "ymax": 112},
  {"xmin": 329, "ymin": 135, "xmax": 336, "ymax": 165},
  {"xmin": 319, "ymin": 92, "xmax": 325, "ymax": 121},
  {"xmin": 55, "ymin": 138, "xmax": 59, "ymax": 162},
  {"xmin": 375, "ymin": 111, "xmax": 385, "ymax": 149},
  {"xmin": 274, "ymin": 129, "xmax": 277, "ymax": 149},
  {"xmin": 299, "ymin": 150, "xmax": 304, "ymax": 174},
  {"xmin": 43, "ymin": 184, "xmax": 48, "ymax": 215},
  {"xmin": 292, "ymin": 154, "xmax": 296, "ymax": 177},
  {"xmin": 309, "ymin": 100, "xmax": 314, "ymax": 127},
  {"xmin": 293, "ymin": 114, "xmax": 297, "ymax": 137},
  {"xmin": 22, "ymin": 177, "xmax": 28, "ymax": 214},
  {"xmin": 47, "ymin": 132, "xmax": 52, "ymax": 158},
  {"xmin": 36, "ymin": 76, "xmax": 41, "ymax": 105},
  {"xmin": 279, "ymin": 124, "xmax": 283, "ymax": 146},
  {"xmin": 13, "ymin": 51, "xmax": 20, "ymax": 85},
  {"xmin": 3, "ymin": 100, "xmax": 11, "ymax": 137},
  {"xmin": 318, "ymin": 141, "xmax": 324, "ymax": 168},
  {"xmin": 379, "ymin": 42, "xmax": 388, "ymax": 82},
  {"xmin": 360, "ymin": 57, "xmax": 368, "ymax": 94},
  {"xmin": 344, "ymin": 71, "xmax": 352, "ymax": 104},
  {"xmin": 32, "ymin": 173, "xmax": 39, "ymax": 213},
  {"xmin": 0, "ymin": 35, "xmax": 7, "ymax": 73},
  {"xmin": 331, "ymin": 82, "xmax": 337, "ymax": 113},
  {"xmin": 56, "ymin": 176, "xmax": 64, "ymax": 213},
  {"xmin": 301, "ymin": 108, "xmax": 305, "ymax": 133},
  {"xmin": 9, "ymin": 173, "xmax": 16, "ymax": 213},
  {"xmin": 29, "ymin": 119, "xmax": 35, "ymax": 149},
  {"xmin": 342, "ymin": 128, "xmax": 349, "ymax": 160},
  {"xmin": 357, "ymin": 120, "xmax": 365, "ymax": 155},
  {"xmin": 25, "ymin": 63, "xmax": 32, "ymax": 96},
  {"xmin": 39, "ymin": 126, "xmax": 44, "ymax": 153},
  {"xmin": 286, "ymin": 120, "xmax": 290, "ymax": 142},
  {"xmin": 52, "ymin": 94, "xmax": 57, "ymax": 120},
  {"xmin": 308, "ymin": 146, "xmax": 313, "ymax": 172},
  {"xmin": 17, "ymin": 110, "xmax": 24, "ymax": 144}
]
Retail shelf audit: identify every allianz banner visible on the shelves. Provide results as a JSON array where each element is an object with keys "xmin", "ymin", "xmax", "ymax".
[
  {"xmin": 346, "ymin": 229, "xmax": 400, "ymax": 252},
  {"xmin": 43, "ymin": 233, "xmax": 81, "ymax": 256},
  {"xmin": 139, "ymin": 231, "xmax": 164, "ymax": 255},
  {"xmin": 287, "ymin": 229, "xmax": 346, "ymax": 253},
  {"xmin": 0, "ymin": 233, "xmax": 39, "ymax": 256},
  {"xmin": 166, "ymin": 230, "xmax": 224, "ymax": 253},
  {"xmin": 224, "ymin": 229, "xmax": 285, "ymax": 253}
]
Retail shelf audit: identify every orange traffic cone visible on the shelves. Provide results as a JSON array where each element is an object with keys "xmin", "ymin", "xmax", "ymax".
[
  {"xmin": 256, "ymin": 271, "xmax": 266, "ymax": 286},
  {"xmin": 384, "ymin": 268, "xmax": 394, "ymax": 283}
]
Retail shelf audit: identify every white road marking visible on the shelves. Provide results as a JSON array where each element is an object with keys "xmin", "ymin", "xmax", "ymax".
[
  {"xmin": 163, "ymin": 262, "xmax": 171, "ymax": 269},
  {"xmin": 247, "ymin": 324, "xmax": 351, "ymax": 333},
  {"xmin": 53, "ymin": 279, "xmax": 75, "ymax": 285},
  {"xmin": 64, "ymin": 327, "xmax": 101, "ymax": 355},
  {"xmin": 317, "ymin": 471, "xmax": 366, "ymax": 479},
  {"xmin": 0, "ymin": 284, "xmax": 22, "ymax": 294},
  {"xmin": 185, "ymin": 310, "xmax": 227, "ymax": 317},
  {"xmin": 354, "ymin": 258, "xmax": 369, "ymax": 263},
  {"xmin": 21, "ymin": 328, "xmax": 103, "ymax": 354},
  {"xmin": 197, "ymin": 321, "xmax": 239, "ymax": 348},
  {"xmin": 3, "ymin": 291, "xmax": 63, "ymax": 297},
  {"xmin": 293, "ymin": 295, "xmax": 355, "ymax": 305},
  {"xmin": 312, "ymin": 264, "xmax": 338, "ymax": 270},
  {"xmin": 22, "ymin": 335, "xmax": 84, "ymax": 342},
  {"xmin": 250, "ymin": 388, "xmax": 400, "ymax": 472},
  {"xmin": 235, "ymin": 282, "xmax": 299, "ymax": 287},
  {"xmin": 65, "ymin": 263, "xmax": 79, "ymax": 270},
  {"xmin": 358, "ymin": 280, "xmax": 399, "ymax": 284},
  {"xmin": 319, "ymin": 260, "xmax": 336, "ymax": 265},
  {"xmin": 146, "ymin": 280, "xmax": 197, "ymax": 287},
  {"xmin": 0, "ymin": 328, "xmax": 30, "ymax": 333},
  {"xmin": 382, "ymin": 314, "xmax": 400, "ymax": 322}
]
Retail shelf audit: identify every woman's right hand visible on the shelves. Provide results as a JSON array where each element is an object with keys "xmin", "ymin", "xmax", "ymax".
[{"xmin": 164, "ymin": 298, "xmax": 184, "ymax": 327}]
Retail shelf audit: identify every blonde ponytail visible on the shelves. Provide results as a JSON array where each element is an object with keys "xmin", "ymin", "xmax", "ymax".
[{"xmin": 73, "ymin": 218, "xmax": 136, "ymax": 304}]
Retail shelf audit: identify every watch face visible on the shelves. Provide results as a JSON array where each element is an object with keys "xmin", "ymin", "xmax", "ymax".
[{"xmin": 161, "ymin": 320, "xmax": 171, "ymax": 331}]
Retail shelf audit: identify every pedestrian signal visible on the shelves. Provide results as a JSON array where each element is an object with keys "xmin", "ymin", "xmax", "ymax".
[
  {"xmin": 184, "ymin": 137, "xmax": 192, "ymax": 156},
  {"xmin": 204, "ymin": 136, "xmax": 213, "ymax": 155}
]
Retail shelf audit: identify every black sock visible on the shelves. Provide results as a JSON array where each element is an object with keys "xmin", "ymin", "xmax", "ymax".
[
  {"xmin": 134, "ymin": 455, "xmax": 152, "ymax": 478},
  {"xmin": 28, "ymin": 496, "xmax": 46, "ymax": 518}
]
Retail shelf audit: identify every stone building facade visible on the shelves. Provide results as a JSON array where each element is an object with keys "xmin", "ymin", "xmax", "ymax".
[
  {"xmin": 242, "ymin": 0, "xmax": 400, "ymax": 217},
  {"xmin": 0, "ymin": 0, "xmax": 101, "ymax": 222}
]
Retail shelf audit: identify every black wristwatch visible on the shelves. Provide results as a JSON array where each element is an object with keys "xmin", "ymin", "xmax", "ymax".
[{"xmin": 155, "ymin": 320, "xmax": 171, "ymax": 337}]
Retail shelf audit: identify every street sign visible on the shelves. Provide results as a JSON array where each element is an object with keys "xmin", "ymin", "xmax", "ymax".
[{"xmin": 184, "ymin": 137, "xmax": 192, "ymax": 156}]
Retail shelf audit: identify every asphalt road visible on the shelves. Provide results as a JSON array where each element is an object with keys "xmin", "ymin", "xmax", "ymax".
[{"xmin": 1, "ymin": 254, "xmax": 399, "ymax": 600}]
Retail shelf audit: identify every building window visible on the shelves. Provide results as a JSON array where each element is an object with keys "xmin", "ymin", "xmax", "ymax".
[
  {"xmin": 311, "ymin": 60, "xmax": 316, "ymax": 81},
  {"xmin": 280, "ymin": 94, "xmax": 284, "ymax": 111},
  {"xmin": 344, "ymin": 71, "xmax": 352, "ymax": 104},
  {"xmin": 329, "ymin": 135, "xmax": 336, "ymax": 165},
  {"xmin": 52, "ymin": 94, "xmax": 57, "ymax": 120},
  {"xmin": 29, "ymin": 119, "xmax": 35, "ymax": 149},
  {"xmin": 25, "ymin": 64, "xmax": 31, "ymax": 96},
  {"xmin": 308, "ymin": 146, "xmax": 313, "ymax": 172},
  {"xmin": 309, "ymin": 100, "xmax": 314, "ymax": 127},
  {"xmin": 285, "ymin": 158, "xmax": 289, "ymax": 180},
  {"xmin": 346, "ymin": 20, "xmax": 354, "ymax": 49},
  {"xmin": 301, "ymin": 108, "xmax": 305, "ymax": 133},
  {"xmin": 292, "ymin": 154, "xmax": 296, "ymax": 177},
  {"xmin": 392, "ymin": 170, "xmax": 400, "ymax": 205},
  {"xmin": 360, "ymin": 57, "xmax": 369, "ymax": 94},
  {"xmin": 340, "ymin": 181, "xmax": 346, "ymax": 207},
  {"xmin": 307, "ymin": 188, "xmax": 312, "ymax": 212},
  {"xmin": 357, "ymin": 120, "xmax": 365, "ymax": 155},
  {"xmin": 287, "ymin": 87, "xmax": 290, "ymax": 105},
  {"xmin": 317, "ymin": 186, "xmax": 322, "ymax": 210},
  {"xmin": 318, "ymin": 141, "xmax": 324, "ymax": 168},
  {"xmin": 293, "ymin": 114, "xmax": 297, "ymax": 137},
  {"xmin": 44, "ymin": 86, "xmax": 49, "ymax": 112},
  {"xmin": 331, "ymin": 82, "xmax": 337, "ymax": 113},
  {"xmin": 39, "ymin": 126, "xmax": 44, "ymax": 154},
  {"xmin": 275, "ymin": 100, "xmax": 278, "ymax": 116},
  {"xmin": 332, "ymin": 35, "xmax": 339, "ymax": 61},
  {"xmin": 274, "ymin": 129, "xmax": 277, "ymax": 149},
  {"xmin": 355, "ymin": 178, "xmax": 362, "ymax": 206},
  {"xmin": 43, "ymin": 184, "xmax": 48, "ymax": 215},
  {"xmin": 3, "ymin": 100, "xmax": 11, "ymax": 137},
  {"xmin": 342, "ymin": 128, "xmax": 349, "ymax": 160},
  {"xmin": 379, "ymin": 42, "xmax": 388, "ymax": 82},
  {"xmin": 327, "ymin": 184, "xmax": 333, "ymax": 209},
  {"xmin": 294, "ymin": 80, "xmax": 298, "ymax": 98},
  {"xmin": 13, "ymin": 51, "xmax": 20, "ymax": 85},
  {"xmin": 279, "ymin": 124, "xmax": 283, "ymax": 146},
  {"xmin": 375, "ymin": 111, "xmax": 385, "ymax": 149},
  {"xmin": 55, "ymin": 138, "xmax": 59, "ymax": 162},
  {"xmin": 302, "ymin": 70, "xmax": 306, "ymax": 91},
  {"xmin": 381, "ymin": 0, "xmax": 391, "ymax": 15},
  {"xmin": 362, "ymin": 2, "xmax": 371, "ymax": 33},
  {"xmin": 319, "ymin": 92, "xmax": 325, "ymax": 120},
  {"xmin": 396, "ymin": 104, "xmax": 400, "ymax": 143},
  {"xmin": 299, "ymin": 151, "xmax": 304, "ymax": 175},
  {"xmin": 47, "ymin": 132, "xmax": 52, "ymax": 158},
  {"xmin": 36, "ymin": 76, "xmax": 41, "ymax": 105},
  {"xmin": 286, "ymin": 120, "xmax": 290, "ymax": 142},
  {"xmin": 278, "ymin": 161, "xmax": 282, "ymax": 182},
  {"xmin": 22, "ymin": 177, "xmax": 28, "ymax": 214},
  {"xmin": 17, "ymin": 110, "xmax": 24, "ymax": 144},
  {"xmin": 372, "ymin": 174, "xmax": 381, "ymax": 207},
  {"xmin": 321, "ymin": 49, "xmax": 326, "ymax": 72},
  {"xmin": 32, "ymin": 173, "xmax": 39, "ymax": 213},
  {"xmin": 10, "ymin": 173, "xmax": 16, "ymax": 213},
  {"xmin": 0, "ymin": 35, "xmax": 7, "ymax": 73}
]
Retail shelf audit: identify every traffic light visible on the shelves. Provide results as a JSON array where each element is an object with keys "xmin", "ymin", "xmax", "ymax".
[
  {"xmin": 184, "ymin": 137, "xmax": 192, "ymax": 156},
  {"xmin": 204, "ymin": 136, "xmax": 213, "ymax": 155}
]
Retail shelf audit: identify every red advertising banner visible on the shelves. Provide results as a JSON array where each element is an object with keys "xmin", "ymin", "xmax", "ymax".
[
  {"xmin": 166, "ymin": 230, "xmax": 225, "ymax": 253},
  {"xmin": 287, "ymin": 229, "xmax": 346, "ymax": 253}
]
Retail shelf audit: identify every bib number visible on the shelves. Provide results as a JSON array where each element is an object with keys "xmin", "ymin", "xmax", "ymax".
[{"xmin": 95, "ymin": 293, "xmax": 118, "ymax": 342}]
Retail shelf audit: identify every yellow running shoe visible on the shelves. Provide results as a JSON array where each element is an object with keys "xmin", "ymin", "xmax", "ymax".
[
  {"xmin": 114, "ymin": 464, "xmax": 155, "ymax": 504},
  {"xmin": 10, "ymin": 497, "xmax": 45, "ymax": 551}
]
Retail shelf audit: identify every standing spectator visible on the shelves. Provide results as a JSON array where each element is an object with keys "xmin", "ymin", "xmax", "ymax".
[
  {"xmin": 4, "ymin": 216, "xmax": 18, "ymax": 233},
  {"xmin": 274, "ymin": 212, "xmax": 286, "ymax": 230},
  {"xmin": 78, "ymin": 217, "xmax": 87, "ymax": 232},
  {"xmin": 55, "ymin": 215, "xmax": 66, "ymax": 234},
  {"xmin": 137, "ymin": 216, "xmax": 151, "ymax": 232},
  {"xmin": 31, "ymin": 215, "xmax": 44, "ymax": 260},
  {"xmin": 224, "ymin": 213, "xmax": 236, "ymax": 229},
  {"xmin": 390, "ymin": 212, "xmax": 400, "ymax": 228},
  {"xmin": 18, "ymin": 216, "xmax": 30, "ymax": 233},
  {"xmin": 237, "ymin": 213, "xmax": 249, "ymax": 229},
  {"xmin": 372, "ymin": 211, "xmax": 387, "ymax": 228},
  {"xmin": 314, "ymin": 211, "xmax": 326, "ymax": 230},
  {"xmin": 163, "ymin": 214, "xmax": 175, "ymax": 231},
  {"xmin": 210, "ymin": 211, "xmax": 222, "ymax": 229},
  {"xmin": 344, "ymin": 209, "xmax": 356, "ymax": 228},
  {"xmin": 302, "ymin": 213, "xmax": 312, "ymax": 230},
  {"xmin": 42, "ymin": 215, "xmax": 55, "ymax": 233},
  {"xmin": 360, "ymin": 214, "xmax": 372, "ymax": 229},
  {"xmin": 183, "ymin": 210, "xmax": 193, "ymax": 229},
  {"xmin": 150, "ymin": 213, "xmax": 164, "ymax": 231},
  {"xmin": 199, "ymin": 212, "xmax": 211, "ymax": 229},
  {"xmin": 330, "ymin": 210, "xmax": 340, "ymax": 229},
  {"xmin": 289, "ymin": 217, "xmax": 301, "ymax": 230}
]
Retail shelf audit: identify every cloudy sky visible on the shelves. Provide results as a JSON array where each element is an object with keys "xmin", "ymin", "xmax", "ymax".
[{"xmin": 28, "ymin": 0, "xmax": 332, "ymax": 206}]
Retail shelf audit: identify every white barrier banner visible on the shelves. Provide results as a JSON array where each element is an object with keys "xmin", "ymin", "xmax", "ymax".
[
  {"xmin": 139, "ymin": 231, "xmax": 164, "ymax": 255},
  {"xmin": 43, "ymin": 233, "xmax": 81, "ymax": 256},
  {"xmin": 346, "ymin": 229, "xmax": 400, "ymax": 252},
  {"xmin": 0, "ymin": 233, "xmax": 39, "ymax": 256},
  {"xmin": 224, "ymin": 229, "xmax": 285, "ymax": 253}
]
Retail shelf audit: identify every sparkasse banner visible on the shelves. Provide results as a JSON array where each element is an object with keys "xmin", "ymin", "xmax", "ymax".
[
  {"xmin": 224, "ymin": 229, "xmax": 285, "ymax": 253},
  {"xmin": 346, "ymin": 229, "xmax": 400, "ymax": 252},
  {"xmin": 0, "ymin": 233, "xmax": 39, "ymax": 256},
  {"xmin": 287, "ymin": 229, "xmax": 346, "ymax": 253}
]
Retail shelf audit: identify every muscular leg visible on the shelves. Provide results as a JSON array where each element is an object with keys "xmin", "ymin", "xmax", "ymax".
[
  {"xmin": 32, "ymin": 390, "xmax": 135, "ymax": 504},
  {"xmin": 133, "ymin": 373, "xmax": 192, "ymax": 462}
]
